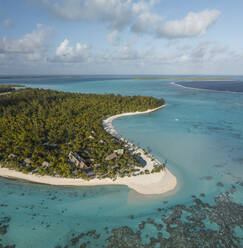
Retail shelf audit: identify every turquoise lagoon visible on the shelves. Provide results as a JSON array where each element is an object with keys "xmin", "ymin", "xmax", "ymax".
[{"xmin": 0, "ymin": 76, "xmax": 242, "ymax": 247}]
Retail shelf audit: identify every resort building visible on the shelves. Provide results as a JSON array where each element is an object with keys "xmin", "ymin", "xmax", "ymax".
[
  {"xmin": 42, "ymin": 161, "xmax": 50, "ymax": 168},
  {"xmin": 105, "ymin": 152, "xmax": 117, "ymax": 161},
  {"xmin": 24, "ymin": 158, "xmax": 31, "ymax": 165},
  {"xmin": 105, "ymin": 149, "xmax": 124, "ymax": 161},
  {"xmin": 108, "ymin": 164, "xmax": 120, "ymax": 170},
  {"xmin": 8, "ymin": 154, "xmax": 18, "ymax": 159},
  {"xmin": 68, "ymin": 151, "xmax": 87, "ymax": 169},
  {"xmin": 86, "ymin": 170, "xmax": 96, "ymax": 178}
]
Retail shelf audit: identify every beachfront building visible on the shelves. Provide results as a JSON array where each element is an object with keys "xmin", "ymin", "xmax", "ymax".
[
  {"xmin": 68, "ymin": 151, "xmax": 87, "ymax": 169},
  {"xmin": 85, "ymin": 170, "xmax": 96, "ymax": 178},
  {"xmin": 8, "ymin": 154, "xmax": 18, "ymax": 159},
  {"xmin": 105, "ymin": 149, "xmax": 124, "ymax": 161},
  {"xmin": 105, "ymin": 152, "xmax": 117, "ymax": 161},
  {"xmin": 108, "ymin": 164, "xmax": 120, "ymax": 170},
  {"xmin": 42, "ymin": 161, "xmax": 50, "ymax": 168},
  {"xmin": 24, "ymin": 158, "xmax": 31, "ymax": 165}
]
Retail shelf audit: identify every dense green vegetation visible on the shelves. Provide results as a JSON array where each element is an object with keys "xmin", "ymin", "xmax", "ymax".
[
  {"xmin": 0, "ymin": 84, "xmax": 23, "ymax": 93},
  {"xmin": 0, "ymin": 88, "xmax": 164, "ymax": 179},
  {"xmin": 0, "ymin": 86, "xmax": 14, "ymax": 93}
]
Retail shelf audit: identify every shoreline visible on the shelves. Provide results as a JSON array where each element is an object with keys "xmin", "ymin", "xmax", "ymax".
[
  {"xmin": 134, "ymin": 78, "xmax": 234, "ymax": 81},
  {"xmin": 0, "ymin": 86, "xmax": 25, "ymax": 96},
  {"xmin": 0, "ymin": 105, "xmax": 177, "ymax": 195},
  {"xmin": 171, "ymin": 81, "xmax": 243, "ymax": 95}
]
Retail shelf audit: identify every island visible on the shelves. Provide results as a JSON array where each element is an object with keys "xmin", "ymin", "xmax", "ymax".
[
  {"xmin": 134, "ymin": 77, "xmax": 234, "ymax": 81},
  {"xmin": 0, "ymin": 88, "xmax": 177, "ymax": 194}
]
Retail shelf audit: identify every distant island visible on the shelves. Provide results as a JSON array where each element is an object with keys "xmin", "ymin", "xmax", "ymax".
[{"xmin": 134, "ymin": 77, "xmax": 234, "ymax": 81}]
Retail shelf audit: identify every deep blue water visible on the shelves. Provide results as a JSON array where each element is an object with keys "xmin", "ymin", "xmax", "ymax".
[
  {"xmin": 174, "ymin": 80, "xmax": 243, "ymax": 93},
  {"xmin": 0, "ymin": 76, "xmax": 242, "ymax": 247}
]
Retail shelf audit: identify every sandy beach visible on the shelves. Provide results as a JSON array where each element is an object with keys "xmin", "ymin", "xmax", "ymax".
[{"xmin": 0, "ymin": 105, "xmax": 177, "ymax": 195}]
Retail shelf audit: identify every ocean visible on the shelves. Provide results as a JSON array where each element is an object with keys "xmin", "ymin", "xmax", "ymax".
[{"xmin": 0, "ymin": 76, "xmax": 242, "ymax": 247}]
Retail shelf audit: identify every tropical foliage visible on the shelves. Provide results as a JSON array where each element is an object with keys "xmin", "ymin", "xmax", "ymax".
[{"xmin": 0, "ymin": 88, "xmax": 164, "ymax": 179}]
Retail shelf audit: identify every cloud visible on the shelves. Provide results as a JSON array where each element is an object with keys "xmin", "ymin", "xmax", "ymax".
[
  {"xmin": 41, "ymin": 0, "xmax": 164, "ymax": 33},
  {"xmin": 156, "ymin": 9, "xmax": 221, "ymax": 38},
  {"xmin": 131, "ymin": 1, "xmax": 163, "ymax": 33},
  {"xmin": 51, "ymin": 38, "xmax": 92, "ymax": 63},
  {"xmin": 106, "ymin": 30, "xmax": 121, "ymax": 46},
  {"xmin": 0, "ymin": 24, "xmax": 51, "ymax": 54},
  {"xmin": 3, "ymin": 19, "xmax": 13, "ymax": 28},
  {"xmin": 113, "ymin": 44, "xmax": 140, "ymax": 60},
  {"xmin": 39, "ymin": 1, "xmax": 220, "ymax": 40},
  {"xmin": 1, "ymin": 34, "xmax": 242, "ymax": 75},
  {"xmin": 50, "ymin": 37, "xmax": 232, "ymax": 67},
  {"xmin": 42, "ymin": 0, "xmax": 133, "ymax": 30},
  {"xmin": 165, "ymin": 41, "xmax": 229, "ymax": 65},
  {"xmin": 0, "ymin": 24, "xmax": 51, "ymax": 65}
]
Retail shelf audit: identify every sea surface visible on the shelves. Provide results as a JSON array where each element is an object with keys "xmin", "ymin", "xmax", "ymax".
[{"xmin": 0, "ymin": 76, "xmax": 242, "ymax": 247}]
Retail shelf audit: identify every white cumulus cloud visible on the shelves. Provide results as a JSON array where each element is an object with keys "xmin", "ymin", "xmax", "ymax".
[
  {"xmin": 42, "ymin": 0, "xmax": 164, "ymax": 33},
  {"xmin": 52, "ymin": 38, "xmax": 92, "ymax": 63},
  {"xmin": 40, "ymin": 1, "xmax": 220, "ymax": 40},
  {"xmin": 106, "ymin": 30, "xmax": 121, "ymax": 46},
  {"xmin": 43, "ymin": 0, "xmax": 133, "ymax": 30},
  {"xmin": 0, "ymin": 24, "xmax": 51, "ymax": 65},
  {"xmin": 0, "ymin": 24, "xmax": 51, "ymax": 54},
  {"xmin": 156, "ymin": 9, "xmax": 221, "ymax": 38},
  {"xmin": 132, "ymin": 12, "xmax": 163, "ymax": 33}
]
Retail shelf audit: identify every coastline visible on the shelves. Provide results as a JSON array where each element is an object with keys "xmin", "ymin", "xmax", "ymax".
[
  {"xmin": 0, "ymin": 86, "xmax": 25, "ymax": 96},
  {"xmin": 171, "ymin": 81, "xmax": 243, "ymax": 94},
  {"xmin": 0, "ymin": 105, "xmax": 177, "ymax": 195},
  {"xmin": 134, "ymin": 77, "xmax": 234, "ymax": 81}
]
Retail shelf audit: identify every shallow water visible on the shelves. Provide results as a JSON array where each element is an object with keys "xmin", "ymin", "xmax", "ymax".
[{"xmin": 0, "ymin": 76, "xmax": 242, "ymax": 247}]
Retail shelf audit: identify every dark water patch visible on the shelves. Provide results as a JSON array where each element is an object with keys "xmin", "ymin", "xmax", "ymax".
[
  {"xmin": 0, "ymin": 204, "xmax": 8, "ymax": 208},
  {"xmin": 233, "ymin": 158, "xmax": 243, "ymax": 165},
  {"xmin": 106, "ymin": 190, "xmax": 243, "ymax": 248},
  {"xmin": 200, "ymin": 176, "xmax": 213, "ymax": 181},
  {"xmin": 216, "ymin": 182, "xmax": 224, "ymax": 187},
  {"xmin": 107, "ymin": 226, "xmax": 142, "ymax": 248},
  {"xmin": 68, "ymin": 229, "xmax": 100, "ymax": 247},
  {"xmin": 213, "ymin": 164, "xmax": 225, "ymax": 168},
  {"xmin": 236, "ymin": 181, "xmax": 243, "ymax": 187},
  {"xmin": 0, "ymin": 244, "xmax": 16, "ymax": 248},
  {"xmin": 0, "ymin": 217, "xmax": 11, "ymax": 236},
  {"xmin": 0, "ymin": 225, "xmax": 8, "ymax": 235},
  {"xmin": 129, "ymin": 215, "xmax": 135, "ymax": 220},
  {"xmin": 207, "ymin": 126, "xmax": 225, "ymax": 132},
  {"xmin": 175, "ymin": 81, "xmax": 243, "ymax": 93}
]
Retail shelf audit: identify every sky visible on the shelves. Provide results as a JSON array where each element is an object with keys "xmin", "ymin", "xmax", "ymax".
[{"xmin": 0, "ymin": 0, "xmax": 243, "ymax": 75}]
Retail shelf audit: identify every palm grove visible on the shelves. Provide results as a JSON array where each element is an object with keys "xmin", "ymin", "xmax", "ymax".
[{"xmin": 0, "ymin": 88, "xmax": 164, "ymax": 179}]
